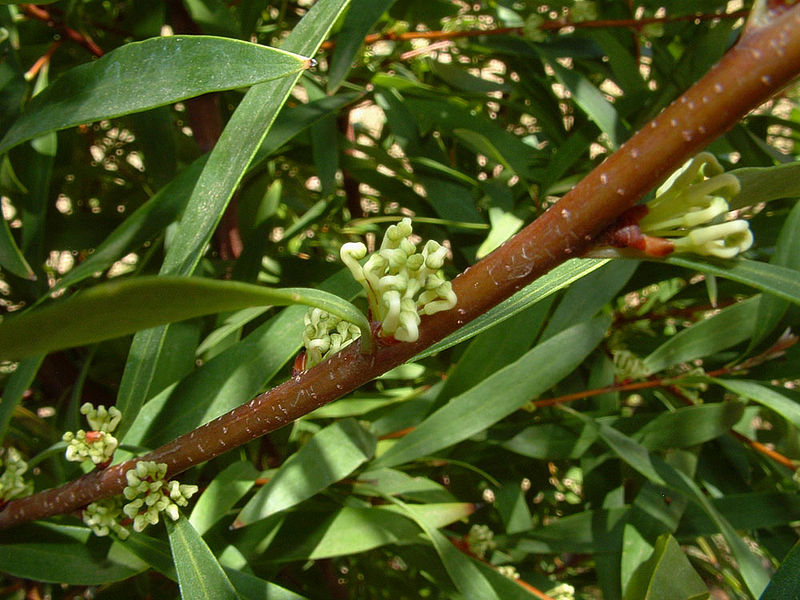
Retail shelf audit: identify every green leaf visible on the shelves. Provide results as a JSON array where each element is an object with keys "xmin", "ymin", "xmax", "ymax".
[
  {"xmin": 225, "ymin": 569, "xmax": 309, "ymax": 600},
  {"xmin": 354, "ymin": 467, "xmax": 456, "ymax": 503},
  {"xmin": 0, "ymin": 212, "xmax": 34, "ymax": 279},
  {"xmin": 190, "ymin": 461, "xmax": 262, "ymax": 535},
  {"xmin": 0, "ymin": 276, "xmax": 370, "ymax": 361},
  {"xmin": 0, "ymin": 522, "xmax": 147, "ymax": 584},
  {"xmin": 539, "ymin": 49, "xmax": 628, "ymax": 148},
  {"xmin": 435, "ymin": 297, "xmax": 550, "ymax": 404},
  {"xmin": 662, "ymin": 256, "xmax": 800, "ymax": 306},
  {"xmin": 166, "ymin": 515, "xmax": 240, "ymax": 600},
  {"xmin": 635, "ymin": 401, "xmax": 745, "ymax": 450},
  {"xmin": 642, "ymin": 296, "xmax": 759, "ymax": 374},
  {"xmin": 749, "ymin": 199, "xmax": 800, "ymax": 350},
  {"xmin": 503, "ymin": 421, "xmax": 598, "ymax": 460},
  {"xmin": 415, "ymin": 258, "xmax": 608, "ymax": 359},
  {"xmin": 623, "ymin": 534, "xmax": 708, "ymax": 600},
  {"xmin": 516, "ymin": 507, "xmax": 630, "ymax": 554},
  {"xmin": 0, "ymin": 36, "xmax": 311, "ymax": 154},
  {"xmin": 760, "ymin": 540, "xmax": 800, "ymax": 600},
  {"xmin": 116, "ymin": 0, "xmax": 351, "ymax": 439},
  {"xmin": 713, "ymin": 379, "xmax": 800, "ymax": 430},
  {"xmin": 255, "ymin": 503, "xmax": 475, "ymax": 561},
  {"xmin": 388, "ymin": 497, "xmax": 499, "ymax": 600},
  {"xmin": 0, "ymin": 355, "xmax": 42, "ymax": 442},
  {"xmin": 729, "ymin": 162, "xmax": 800, "ymax": 209},
  {"xmin": 476, "ymin": 206, "xmax": 524, "ymax": 259},
  {"xmin": 327, "ymin": 0, "xmax": 398, "ymax": 91},
  {"xmin": 53, "ymin": 157, "xmax": 206, "ymax": 293},
  {"xmin": 121, "ymin": 270, "xmax": 360, "ymax": 448},
  {"xmin": 235, "ymin": 419, "xmax": 376, "ymax": 527},
  {"xmin": 540, "ymin": 259, "xmax": 638, "ymax": 340},
  {"xmin": 566, "ymin": 408, "xmax": 770, "ymax": 598},
  {"xmin": 375, "ymin": 315, "xmax": 610, "ymax": 468}
]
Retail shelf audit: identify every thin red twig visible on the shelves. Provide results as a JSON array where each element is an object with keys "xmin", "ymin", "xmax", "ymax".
[
  {"xmin": 19, "ymin": 4, "xmax": 103, "ymax": 57},
  {"xmin": 319, "ymin": 10, "xmax": 750, "ymax": 50}
]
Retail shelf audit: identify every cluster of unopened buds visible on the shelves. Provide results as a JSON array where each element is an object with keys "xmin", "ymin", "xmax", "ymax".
[
  {"xmin": 0, "ymin": 446, "xmax": 33, "ymax": 503},
  {"xmin": 121, "ymin": 461, "xmax": 198, "ymax": 533},
  {"xmin": 300, "ymin": 218, "xmax": 457, "ymax": 369},
  {"xmin": 302, "ymin": 308, "xmax": 361, "ymax": 369},
  {"xmin": 62, "ymin": 402, "xmax": 121, "ymax": 466},
  {"xmin": 600, "ymin": 153, "xmax": 753, "ymax": 259},
  {"xmin": 82, "ymin": 496, "xmax": 129, "ymax": 539}
]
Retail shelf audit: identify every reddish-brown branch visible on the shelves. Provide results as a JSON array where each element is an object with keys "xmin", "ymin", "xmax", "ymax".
[
  {"xmin": 19, "ymin": 4, "xmax": 103, "ymax": 57},
  {"xmin": 1, "ymin": 6, "xmax": 800, "ymax": 530},
  {"xmin": 319, "ymin": 10, "xmax": 749, "ymax": 50}
]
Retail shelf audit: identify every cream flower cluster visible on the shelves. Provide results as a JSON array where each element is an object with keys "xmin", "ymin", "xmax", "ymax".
[
  {"xmin": 63, "ymin": 403, "xmax": 122, "ymax": 465},
  {"xmin": 82, "ymin": 496, "xmax": 130, "ymax": 539},
  {"xmin": 340, "ymin": 217, "xmax": 457, "ymax": 343},
  {"xmin": 639, "ymin": 153, "xmax": 753, "ymax": 258},
  {"xmin": 122, "ymin": 461, "xmax": 198, "ymax": 533},
  {"xmin": 0, "ymin": 447, "xmax": 33, "ymax": 502},
  {"xmin": 300, "ymin": 218, "xmax": 457, "ymax": 368}
]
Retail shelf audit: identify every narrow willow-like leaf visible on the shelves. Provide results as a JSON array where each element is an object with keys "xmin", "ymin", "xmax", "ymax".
[
  {"xmin": 642, "ymin": 296, "xmax": 759, "ymax": 375},
  {"xmin": 635, "ymin": 401, "xmax": 745, "ymax": 450},
  {"xmin": 116, "ymin": 0, "xmax": 351, "ymax": 438},
  {"xmin": 0, "ymin": 37, "xmax": 310, "ymax": 154},
  {"xmin": 0, "ymin": 214, "xmax": 34, "ymax": 279},
  {"xmin": 376, "ymin": 315, "xmax": 610, "ymax": 468},
  {"xmin": 662, "ymin": 256, "xmax": 800, "ymax": 306},
  {"xmin": 749, "ymin": 199, "xmax": 800, "ymax": 351},
  {"xmin": 761, "ymin": 540, "xmax": 800, "ymax": 600},
  {"xmin": 390, "ymin": 498, "xmax": 499, "ymax": 600},
  {"xmin": 714, "ymin": 378, "xmax": 800, "ymax": 430},
  {"xmin": 415, "ymin": 258, "xmax": 608, "ymax": 359},
  {"xmin": 121, "ymin": 270, "xmax": 360, "ymax": 448},
  {"xmin": 0, "ymin": 276, "xmax": 371, "ymax": 360},
  {"xmin": 190, "ymin": 461, "xmax": 262, "ymax": 535},
  {"xmin": 253, "ymin": 503, "xmax": 475, "ymax": 561},
  {"xmin": 235, "ymin": 419, "xmax": 375, "ymax": 527},
  {"xmin": 327, "ymin": 0, "xmax": 398, "ymax": 91},
  {"xmin": 539, "ymin": 49, "xmax": 627, "ymax": 148},
  {"xmin": 729, "ymin": 162, "xmax": 800, "ymax": 209},
  {"xmin": 566, "ymin": 408, "xmax": 770, "ymax": 597},
  {"xmin": 0, "ymin": 522, "xmax": 147, "ymax": 584},
  {"xmin": 0, "ymin": 356, "xmax": 42, "ymax": 442},
  {"xmin": 623, "ymin": 534, "xmax": 708, "ymax": 600},
  {"xmin": 165, "ymin": 516, "xmax": 239, "ymax": 600},
  {"xmin": 52, "ymin": 158, "xmax": 206, "ymax": 293}
]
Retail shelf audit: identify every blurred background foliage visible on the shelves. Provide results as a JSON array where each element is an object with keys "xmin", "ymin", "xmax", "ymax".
[{"xmin": 1, "ymin": 0, "xmax": 800, "ymax": 598}]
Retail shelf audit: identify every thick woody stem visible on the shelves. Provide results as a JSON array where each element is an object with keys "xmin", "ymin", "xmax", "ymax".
[{"xmin": 1, "ymin": 6, "xmax": 799, "ymax": 530}]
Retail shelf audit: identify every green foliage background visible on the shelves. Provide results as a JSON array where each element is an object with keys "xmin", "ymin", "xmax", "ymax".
[{"xmin": 1, "ymin": 1, "xmax": 800, "ymax": 598}]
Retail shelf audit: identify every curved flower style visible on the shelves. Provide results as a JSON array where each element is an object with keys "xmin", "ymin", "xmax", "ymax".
[
  {"xmin": 122, "ymin": 461, "xmax": 198, "ymax": 533},
  {"xmin": 600, "ymin": 153, "xmax": 754, "ymax": 259},
  {"xmin": 62, "ymin": 402, "xmax": 122, "ymax": 466},
  {"xmin": 341, "ymin": 218, "xmax": 457, "ymax": 342},
  {"xmin": 301, "ymin": 218, "xmax": 457, "ymax": 369},
  {"xmin": 639, "ymin": 153, "xmax": 753, "ymax": 257}
]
